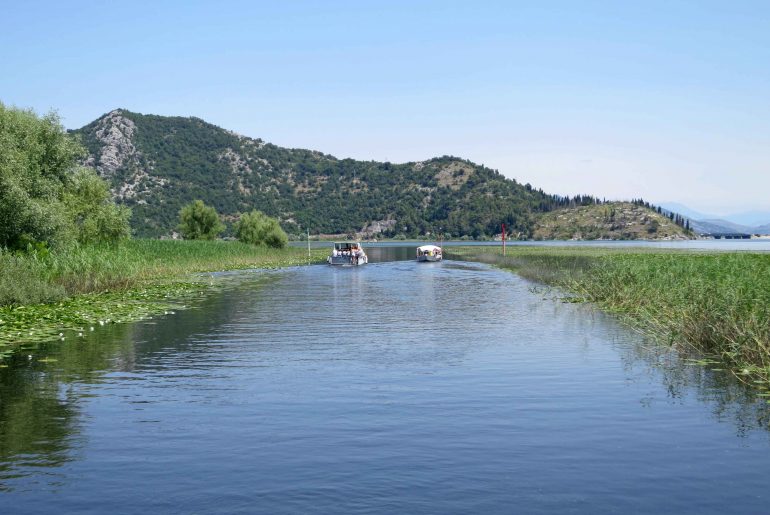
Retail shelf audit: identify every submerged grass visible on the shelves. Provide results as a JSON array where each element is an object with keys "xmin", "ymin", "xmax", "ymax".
[
  {"xmin": 450, "ymin": 246, "xmax": 770, "ymax": 386},
  {"xmin": 0, "ymin": 240, "xmax": 327, "ymax": 357}
]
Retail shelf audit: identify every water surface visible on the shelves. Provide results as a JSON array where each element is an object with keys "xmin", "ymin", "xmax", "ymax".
[{"xmin": 2, "ymin": 250, "xmax": 769, "ymax": 513}]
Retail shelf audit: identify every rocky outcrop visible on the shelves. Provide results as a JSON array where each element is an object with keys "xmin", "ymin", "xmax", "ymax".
[
  {"xmin": 81, "ymin": 109, "xmax": 167, "ymax": 201},
  {"xmin": 83, "ymin": 109, "xmax": 138, "ymax": 178},
  {"xmin": 359, "ymin": 219, "xmax": 396, "ymax": 238},
  {"xmin": 434, "ymin": 161, "xmax": 473, "ymax": 190}
]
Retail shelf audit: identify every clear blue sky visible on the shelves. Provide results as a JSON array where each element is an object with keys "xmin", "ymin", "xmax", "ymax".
[{"xmin": 2, "ymin": 0, "xmax": 769, "ymax": 214}]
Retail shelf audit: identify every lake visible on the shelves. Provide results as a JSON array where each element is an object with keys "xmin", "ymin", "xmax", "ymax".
[
  {"xmin": 2, "ymin": 247, "xmax": 769, "ymax": 514},
  {"xmin": 299, "ymin": 239, "xmax": 770, "ymax": 252}
]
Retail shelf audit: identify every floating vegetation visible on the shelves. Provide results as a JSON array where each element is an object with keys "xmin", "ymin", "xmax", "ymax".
[{"xmin": 0, "ymin": 240, "xmax": 327, "ymax": 361}]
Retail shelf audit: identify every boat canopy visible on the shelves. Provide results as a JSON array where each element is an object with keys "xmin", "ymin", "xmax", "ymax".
[
  {"xmin": 333, "ymin": 241, "xmax": 362, "ymax": 251},
  {"xmin": 417, "ymin": 245, "xmax": 442, "ymax": 252}
]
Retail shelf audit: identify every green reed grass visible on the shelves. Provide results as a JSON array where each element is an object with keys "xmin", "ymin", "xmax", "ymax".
[
  {"xmin": 0, "ymin": 240, "xmax": 326, "ymax": 354},
  {"xmin": 30, "ymin": 239, "xmax": 324, "ymax": 296},
  {"xmin": 450, "ymin": 246, "xmax": 770, "ymax": 385}
]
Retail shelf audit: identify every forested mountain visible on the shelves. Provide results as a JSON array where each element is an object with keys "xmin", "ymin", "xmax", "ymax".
[{"xmin": 72, "ymin": 109, "xmax": 678, "ymax": 239}]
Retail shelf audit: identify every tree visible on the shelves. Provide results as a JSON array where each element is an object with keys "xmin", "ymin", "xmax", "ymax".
[
  {"xmin": 178, "ymin": 200, "xmax": 224, "ymax": 240},
  {"xmin": 0, "ymin": 103, "xmax": 83, "ymax": 249},
  {"xmin": 234, "ymin": 209, "xmax": 288, "ymax": 248},
  {"xmin": 61, "ymin": 167, "xmax": 131, "ymax": 244}
]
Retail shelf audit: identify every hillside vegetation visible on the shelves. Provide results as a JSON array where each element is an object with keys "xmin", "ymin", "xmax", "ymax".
[
  {"xmin": 73, "ymin": 109, "xmax": 616, "ymax": 239},
  {"xmin": 533, "ymin": 202, "xmax": 691, "ymax": 240}
]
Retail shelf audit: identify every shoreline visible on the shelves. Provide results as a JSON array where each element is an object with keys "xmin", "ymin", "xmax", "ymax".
[
  {"xmin": 0, "ymin": 241, "xmax": 326, "ymax": 360},
  {"xmin": 449, "ymin": 245, "xmax": 770, "ymax": 388},
  {"xmin": 4, "ymin": 242, "xmax": 769, "ymax": 388}
]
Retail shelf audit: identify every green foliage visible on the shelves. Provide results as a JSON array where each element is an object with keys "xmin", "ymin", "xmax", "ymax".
[
  {"xmin": 62, "ymin": 167, "xmax": 132, "ymax": 244},
  {"xmin": 0, "ymin": 104, "xmax": 129, "ymax": 250},
  {"xmin": 234, "ymin": 209, "xmax": 288, "ymax": 248},
  {"xmin": 72, "ymin": 112, "xmax": 568, "ymax": 238},
  {"xmin": 0, "ymin": 103, "xmax": 83, "ymax": 249},
  {"xmin": 0, "ymin": 252, "xmax": 65, "ymax": 306},
  {"xmin": 75, "ymin": 111, "xmax": 692, "ymax": 240},
  {"xmin": 0, "ymin": 240, "xmax": 325, "ymax": 351},
  {"xmin": 178, "ymin": 200, "xmax": 224, "ymax": 240}
]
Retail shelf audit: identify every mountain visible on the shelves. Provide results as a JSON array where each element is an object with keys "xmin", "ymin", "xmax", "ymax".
[
  {"xmin": 724, "ymin": 211, "xmax": 770, "ymax": 227},
  {"xmin": 659, "ymin": 202, "xmax": 770, "ymax": 234},
  {"xmin": 689, "ymin": 219, "xmax": 751, "ymax": 235},
  {"xmin": 698, "ymin": 219, "xmax": 754, "ymax": 234},
  {"xmin": 658, "ymin": 202, "xmax": 716, "ymax": 222},
  {"xmin": 72, "ymin": 109, "xmax": 687, "ymax": 240}
]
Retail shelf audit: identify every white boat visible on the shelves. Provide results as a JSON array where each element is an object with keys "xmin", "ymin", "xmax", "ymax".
[
  {"xmin": 416, "ymin": 244, "xmax": 442, "ymax": 262},
  {"xmin": 327, "ymin": 241, "xmax": 368, "ymax": 266}
]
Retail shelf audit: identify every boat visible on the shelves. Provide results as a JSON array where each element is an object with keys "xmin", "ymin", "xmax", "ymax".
[
  {"xmin": 327, "ymin": 241, "xmax": 368, "ymax": 266},
  {"xmin": 416, "ymin": 244, "xmax": 442, "ymax": 262}
]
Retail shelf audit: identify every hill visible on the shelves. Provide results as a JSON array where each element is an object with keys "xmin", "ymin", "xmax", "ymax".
[
  {"xmin": 532, "ymin": 202, "xmax": 691, "ymax": 240},
  {"xmin": 72, "ymin": 109, "xmax": 690, "ymax": 240},
  {"xmin": 659, "ymin": 202, "xmax": 770, "ymax": 235},
  {"xmin": 73, "ymin": 109, "xmax": 569, "ymax": 239}
]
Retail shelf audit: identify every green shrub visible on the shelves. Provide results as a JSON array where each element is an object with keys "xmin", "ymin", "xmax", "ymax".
[
  {"xmin": 178, "ymin": 200, "xmax": 224, "ymax": 240},
  {"xmin": 0, "ymin": 253, "xmax": 65, "ymax": 306},
  {"xmin": 233, "ymin": 209, "xmax": 288, "ymax": 248},
  {"xmin": 62, "ymin": 167, "xmax": 132, "ymax": 244}
]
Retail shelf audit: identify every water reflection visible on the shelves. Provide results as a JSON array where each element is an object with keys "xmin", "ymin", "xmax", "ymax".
[
  {"xmin": 611, "ymin": 331, "xmax": 770, "ymax": 437},
  {"xmin": 0, "ymin": 274, "xmax": 280, "ymax": 491}
]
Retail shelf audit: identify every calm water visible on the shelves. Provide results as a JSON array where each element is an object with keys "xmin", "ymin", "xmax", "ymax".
[
  {"xmin": 2, "ymin": 248, "xmax": 770, "ymax": 514},
  {"xmin": 299, "ymin": 239, "xmax": 770, "ymax": 252}
]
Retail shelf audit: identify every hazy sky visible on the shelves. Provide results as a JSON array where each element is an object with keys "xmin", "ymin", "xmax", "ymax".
[{"xmin": 2, "ymin": 0, "xmax": 768, "ymax": 214}]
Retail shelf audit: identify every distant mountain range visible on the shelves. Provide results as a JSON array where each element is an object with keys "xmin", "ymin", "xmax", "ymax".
[{"xmin": 659, "ymin": 202, "xmax": 770, "ymax": 235}]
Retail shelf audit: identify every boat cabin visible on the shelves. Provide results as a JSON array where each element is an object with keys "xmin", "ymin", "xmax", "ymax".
[
  {"xmin": 328, "ymin": 241, "xmax": 368, "ymax": 266},
  {"xmin": 416, "ymin": 244, "xmax": 443, "ymax": 261}
]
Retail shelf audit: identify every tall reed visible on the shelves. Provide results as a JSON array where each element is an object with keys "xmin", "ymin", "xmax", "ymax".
[
  {"xmin": 452, "ymin": 246, "xmax": 770, "ymax": 383},
  {"xmin": 1, "ymin": 240, "xmax": 322, "ymax": 306}
]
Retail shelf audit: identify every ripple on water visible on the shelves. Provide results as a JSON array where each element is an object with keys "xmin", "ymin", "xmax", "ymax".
[{"xmin": 2, "ymin": 258, "xmax": 770, "ymax": 514}]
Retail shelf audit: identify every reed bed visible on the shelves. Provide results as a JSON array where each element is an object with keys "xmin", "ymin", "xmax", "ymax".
[
  {"xmin": 8, "ymin": 239, "xmax": 323, "ymax": 298},
  {"xmin": 0, "ymin": 240, "xmax": 325, "ymax": 353},
  {"xmin": 450, "ymin": 246, "xmax": 770, "ymax": 385}
]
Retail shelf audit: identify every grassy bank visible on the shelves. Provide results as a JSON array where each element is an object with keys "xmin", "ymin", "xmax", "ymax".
[
  {"xmin": 0, "ymin": 240, "xmax": 326, "ymax": 356},
  {"xmin": 450, "ymin": 246, "xmax": 770, "ymax": 386}
]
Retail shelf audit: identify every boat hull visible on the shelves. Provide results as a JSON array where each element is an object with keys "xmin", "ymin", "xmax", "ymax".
[
  {"xmin": 417, "ymin": 255, "xmax": 442, "ymax": 262},
  {"xmin": 327, "ymin": 255, "xmax": 368, "ymax": 266}
]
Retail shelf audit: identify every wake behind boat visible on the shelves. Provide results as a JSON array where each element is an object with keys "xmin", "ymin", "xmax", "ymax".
[
  {"xmin": 416, "ymin": 244, "xmax": 442, "ymax": 262},
  {"xmin": 327, "ymin": 241, "xmax": 368, "ymax": 266}
]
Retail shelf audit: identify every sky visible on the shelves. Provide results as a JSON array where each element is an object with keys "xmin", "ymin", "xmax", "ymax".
[{"xmin": 2, "ymin": 0, "xmax": 769, "ymax": 215}]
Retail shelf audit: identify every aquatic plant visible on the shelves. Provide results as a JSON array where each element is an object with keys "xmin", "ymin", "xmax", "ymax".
[
  {"xmin": 452, "ymin": 246, "xmax": 770, "ymax": 387},
  {"xmin": 0, "ymin": 240, "xmax": 326, "ymax": 355}
]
